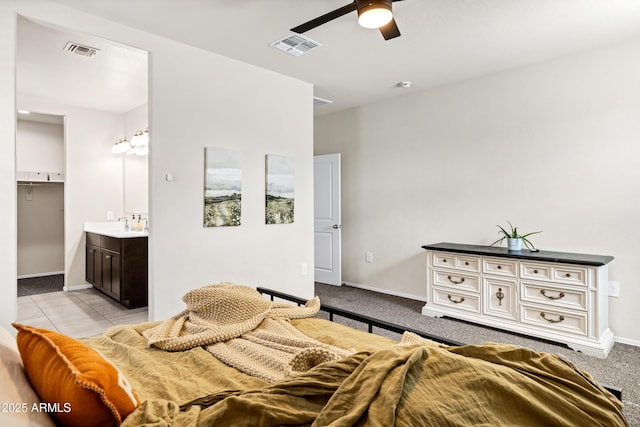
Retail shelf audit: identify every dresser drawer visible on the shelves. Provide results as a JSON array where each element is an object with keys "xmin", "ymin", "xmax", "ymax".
[
  {"xmin": 552, "ymin": 265, "xmax": 588, "ymax": 286},
  {"xmin": 433, "ymin": 270, "xmax": 480, "ymax": 293},
  {"xmin": 432, "ymin": 252, "xmax": 480, "ymax": 273},
  {"xmin": 432, "ymin": 289, "xmax": 480, "ymax": 314},
  {"xmin": 521, "ymin": 281, "xmax": 587, "ymax": 311},
  {"xmin": 520, "ymin": 304, "xmax": 587, "ymax": 337},
  {"xmin": 483, "ymin": 278, "xmax": 517, "ymax": 321},
  {"xmin": 483, "ymin": 257, "xmax": 518, "ymax": 278},
  {"xmin": 520, "ymin": 262, "xmax": 552, "ymax": 281}
]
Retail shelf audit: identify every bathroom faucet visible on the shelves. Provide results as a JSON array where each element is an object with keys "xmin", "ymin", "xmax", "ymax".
[{"xmin": 117, "ymin": 216, "xmax": 130, "ymax": 231}]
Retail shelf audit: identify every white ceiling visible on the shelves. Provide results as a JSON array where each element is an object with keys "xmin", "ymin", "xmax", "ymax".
[
  {"xmin": 19, "ymin": 0, "xmax": 640, "ymax": 116},
  {"xmin": 17, "ymin": 16, "xmax": 148, "ymax": 114}
]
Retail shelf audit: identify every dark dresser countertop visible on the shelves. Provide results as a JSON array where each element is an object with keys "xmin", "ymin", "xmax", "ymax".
[{"xmin": 422, "ymin": 242, "xmax": 614, "ymax": 266}]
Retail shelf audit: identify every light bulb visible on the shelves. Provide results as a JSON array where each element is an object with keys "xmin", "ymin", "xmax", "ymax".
[{"xmin": 358, "ymin": 6, "xmax": 392, "ymax": 29}]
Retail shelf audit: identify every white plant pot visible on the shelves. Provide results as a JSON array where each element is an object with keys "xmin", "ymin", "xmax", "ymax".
[{"xmin": 507, "ymin": 238, "xmax": 522, "ymax": 251}]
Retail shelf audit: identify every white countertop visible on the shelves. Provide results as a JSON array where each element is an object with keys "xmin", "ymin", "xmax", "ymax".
[{"xmin": 84, "ymin": 222, "xmax": 148, "ymax": 238}]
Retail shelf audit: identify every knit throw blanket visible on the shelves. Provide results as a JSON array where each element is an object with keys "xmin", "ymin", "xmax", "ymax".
[{"xmin": 144, "ymin": 283, "xmax": 353, "ymax": 382}]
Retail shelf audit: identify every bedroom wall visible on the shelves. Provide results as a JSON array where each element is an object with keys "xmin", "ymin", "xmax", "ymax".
[
  {"xmin": 314, "ymin": 36, "xmax": 640, "ymax": 345},
  {"xmin": 0, "ymin": 0, "xmax": 314, "ymax": 330}
]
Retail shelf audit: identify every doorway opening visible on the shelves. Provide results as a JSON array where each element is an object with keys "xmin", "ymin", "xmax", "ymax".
[
  {"xmin": 16, "ymin": 16, "xmax": 149, "ymax": 312},
  {"xmin": 16, "ymin": 112, "xmax": 65, "ymax": 297}
]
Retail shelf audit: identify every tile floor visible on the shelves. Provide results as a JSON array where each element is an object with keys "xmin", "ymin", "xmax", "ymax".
[{"xmin": 16, "ymin": 288, "xmax": 148, "ymax": 338}]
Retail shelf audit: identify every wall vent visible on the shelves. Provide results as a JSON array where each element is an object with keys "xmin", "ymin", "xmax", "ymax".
[
  {"xmin": 270, "ymin": 34, "xmax": 322, "ymax": 56},
  {"xmin": 63, "ymin": 42, "xmax": 100, "ymax": 57}
]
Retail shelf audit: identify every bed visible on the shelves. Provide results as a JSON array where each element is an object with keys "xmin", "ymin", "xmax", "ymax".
[{"xmin": 2, "ymin": 284, "xmax": 627, "ymax": 426}]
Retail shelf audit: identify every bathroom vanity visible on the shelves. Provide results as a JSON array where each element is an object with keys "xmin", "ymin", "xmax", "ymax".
[{"xmin": 85, "ymin": 223, "xmax": 148, "ymax": 308}]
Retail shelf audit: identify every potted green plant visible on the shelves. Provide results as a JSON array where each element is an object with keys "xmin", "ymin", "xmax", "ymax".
[{"xmin": 491, "ymin": 221, "xmax": 541, "ymax": 251}]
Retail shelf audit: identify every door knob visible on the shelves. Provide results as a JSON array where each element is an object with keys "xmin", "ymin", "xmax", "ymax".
[{"xmin": 332, "ymin": 224, "xmax": 342, "ymax": 229}]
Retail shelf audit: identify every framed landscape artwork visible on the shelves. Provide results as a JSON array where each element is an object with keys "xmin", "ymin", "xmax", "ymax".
[
  {"xmin": 265, "ymin": 154, "xmax": 294, "ymax": 224},
  {"xmin": 204, "ymin": 147, "xmax": 242, "ymax": 227}
]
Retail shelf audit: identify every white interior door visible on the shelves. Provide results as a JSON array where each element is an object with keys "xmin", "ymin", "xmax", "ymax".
[{"xmin": 314, "ymin": 154, "xmax": 341, "ymax": 286}]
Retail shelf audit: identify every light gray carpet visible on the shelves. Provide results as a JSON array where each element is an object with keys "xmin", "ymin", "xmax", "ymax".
[
  {"xmin": 17, "ymin": 274, "xmax": 64, "ymax": 297},
  {"xmin": 315, "ymin": 282, "xmax": 639, "ymax": 426}
]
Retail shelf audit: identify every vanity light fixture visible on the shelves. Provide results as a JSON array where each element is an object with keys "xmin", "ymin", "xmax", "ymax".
[
  {"xmin": 358, "ymin": 0, "xmax": 393, "ymax": 29},
  {"xmin": 130, "ymin": 128, "xmax": 149, "ymax": 156},
  {"xmin": 130, "ymin": 128, "xmax": 149, "ymax": 147},
  {"xmin": 112, "ymin": 127, "xmax": 149, "ymax": 156},
  {"xmin": 112, "ymin": 137, "xmax": 132, "ymax": 154}
]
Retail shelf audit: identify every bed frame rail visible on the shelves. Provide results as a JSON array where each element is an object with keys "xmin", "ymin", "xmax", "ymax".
[
  {"xmin": 256, "ymin": 287, "xmax": 622, "ymax": 401},
  {"xmin": 259, "ymin": 287, "xmax": 463, "ymax": 347}
]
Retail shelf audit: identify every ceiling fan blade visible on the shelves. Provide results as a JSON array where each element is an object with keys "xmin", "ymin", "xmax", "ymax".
[
  {"xmin": 291, "ymin": 2, "xmax": 358, "ymax": 34},
  {"xmin": 379, "ymin": 17, "xmax": 401, "ymax": 40}
]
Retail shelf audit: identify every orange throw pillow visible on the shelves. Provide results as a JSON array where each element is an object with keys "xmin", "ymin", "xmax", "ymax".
[{"xmin": 12, "ymin": 323, "xmax": 139, "ymax": 427}]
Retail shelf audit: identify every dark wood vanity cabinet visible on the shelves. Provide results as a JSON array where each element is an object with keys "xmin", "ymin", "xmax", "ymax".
[{"xmin": 85, "ymin": 232, "xmax": 147, "ymax": 308}]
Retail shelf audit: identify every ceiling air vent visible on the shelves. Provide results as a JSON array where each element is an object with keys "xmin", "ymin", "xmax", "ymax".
[
  {"xmin": 63, "ymin": 42, "xmax": 100, "ymax": 57},
  {"xmin": 270, "ymin": 34, "xmax": 322, "ymax": 56}
]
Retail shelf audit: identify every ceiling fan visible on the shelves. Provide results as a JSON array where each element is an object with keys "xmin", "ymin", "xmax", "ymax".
[{"xmin": 290, "ymin": 0, "xmax": 406, "ymax": 41}]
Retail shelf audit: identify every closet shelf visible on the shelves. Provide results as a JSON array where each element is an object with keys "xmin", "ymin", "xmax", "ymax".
[{"xmin": 16, "ymin": 171, "xmax": 64, "ymax": 183}]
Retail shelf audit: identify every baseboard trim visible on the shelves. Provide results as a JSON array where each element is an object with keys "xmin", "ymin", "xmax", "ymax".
[
  {"xmin": 342, "ymin": 281, "xmax": 638, "ymax": 348},
  {"xmin": 17, "ymin": 271, "xmax": 64, "ymax": 279},
  {"xmin": 63, "ymin": 284, "xmax": 93, "ymax": 292},
  {"xmin": 614, "ymin": 336, "xmax": 640, "ymax": 347},
  {"xmin": 342, "ymin": 281, "xmax": 427, "ymax": 302}
]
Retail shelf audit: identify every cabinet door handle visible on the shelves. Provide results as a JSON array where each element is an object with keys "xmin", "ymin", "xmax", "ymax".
[
  {"xmin": 496, "ymin": 288, "xmax": 504, "ymax": 306},
  {"xmin": 533, "ymin": 269, "xmax": 538, "ymax": 274},
  {"xmin": 447, "ymin": 295, "xmax": 465, "ymax": 304},
  {"xmin": 540, "ymin": 312, "xmax": 565, "ymax": 323},
  {"xmin": 540, "ymin": 289, "xmax": 565, "ymax": 300},
  {"xmin": 565, "ymin": 273, "xmax": 571, "ymax": 278},
  {"xmin": 497, "ymin": 265, "xmax": 502, "ymax": 270},
  {"xmin": 447, "ymin": 275, "xmax": 465, "ymax": 285},
  {"xmin": 105, "ymin": 255, "xmax": 112, "ymax": 259}
]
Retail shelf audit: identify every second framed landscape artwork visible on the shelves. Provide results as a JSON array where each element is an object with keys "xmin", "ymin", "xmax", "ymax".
[{"xmin": 265, "ymin": 154, "xmax": 294, "ymax": 224}]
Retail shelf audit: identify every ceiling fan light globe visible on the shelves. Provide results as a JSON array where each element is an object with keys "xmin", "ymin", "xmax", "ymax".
[{"xmin": 358, "ymin": 3, "xmax": 393, "ymax": 29}]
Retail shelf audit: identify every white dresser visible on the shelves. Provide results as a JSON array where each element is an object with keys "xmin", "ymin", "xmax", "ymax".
[{"xmin": 422, "ymin": 243, "xmax": 615, "ymax": 358}]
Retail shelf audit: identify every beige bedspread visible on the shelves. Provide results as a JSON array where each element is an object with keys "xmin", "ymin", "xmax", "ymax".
[{"xmin": 82, "ymin": 319, "xmax": 626, "ymax": 427}]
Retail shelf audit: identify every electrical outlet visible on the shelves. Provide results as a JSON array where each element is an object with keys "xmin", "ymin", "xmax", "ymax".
[
  {"xmin": 365, "ymin": 251, "xmax": 373, "ymax": 263},
  {"xmin": 301, "ymin": 263, "xmax": 308, "ymax": 276},
  {"xmin": 608, "ymin": 281, "xmax": 620, "ymax": 298}
]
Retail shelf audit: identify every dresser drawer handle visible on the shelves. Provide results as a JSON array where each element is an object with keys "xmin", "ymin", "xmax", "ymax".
[
  {"xmin": 533, "ymin": 269, "xmax": 538, "ymax": 274},
  {"xmin": 565, "ymin": 273, "xmax": 571, "ymax": 278},
  {"xmin": 465, "ymin": 261, "xmax": 469, "ymax": 266},
  {"xmin": 447, "ymin": 275, "xmax": 465, "ymax": 285},
  {"xmin": 540, "ymin": 289, "xmax": 565, "ymax": 300},
  {"xmin": 497, "ymin": 265, "xmax": 502, "ymax": 270},
  {"xmin": 442, "ymin": 259, "xmax": 447, "ymax": 263},
  {"xmin": 540, "ymin": 312, "xmax": 565, "ymax": 323},
  {"xmin": 447, "ymin": 295, "xmax": 465, "ymax": 304}
]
